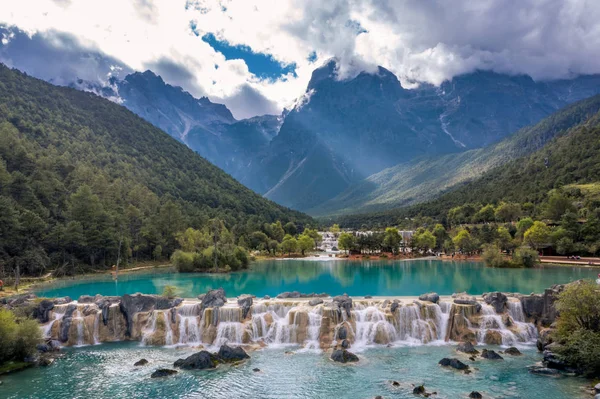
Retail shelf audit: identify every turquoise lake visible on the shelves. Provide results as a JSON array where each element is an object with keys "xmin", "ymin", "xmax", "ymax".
[{"xmin": 36, "ymin": 259, "xmax": 599, "ymax": 298}]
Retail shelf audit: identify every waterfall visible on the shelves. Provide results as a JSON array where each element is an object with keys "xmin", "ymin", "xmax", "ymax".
[
  {"xmin": 434, "ymin": 302, "xmax": 451, "ymax": 341},
  {"xmin": 93, "ymin": 312, "xmax": 101, "ymax": 345},
  {"xmin": 250, "ymin": 304, "xmax": 269, "ymax": 341},
  {"xmin": 42, "ymin": 311, "xmax": 65, "ymax": 338},
  {"xmin": 302, "ymin": 307, "xmax": 323, "ymax": 351},
  {"xmin": 141, "ymin": 311, "xmax": 158, "ymax": 345},
  {"xmin": 75, "ymin": 310, "xmax": 85, "ymax": 346},
  {"xmin": 508, "ymin": 300, "xmax": 538, "ymax": 343},
  {"xmin": 163, "ymin": 312, "xmax": 174, "ymax": 346},
  {"xmin": 250, "ymin": 303, "xmax": 297, "ymax": 346},
  {"xmin": 353, "ymin": 305, "xmax": 396, "ymax": 348},
  {"xmin": 214, "ymin": 307, "xmax": 245, "ymax": 346},
  {"xmin": 476, "ymin": 304, "xmax": 519, "ymax": 346},
  {"xmin": 177, "ymin": 302, "xmax": 202, "ymax": 345}
]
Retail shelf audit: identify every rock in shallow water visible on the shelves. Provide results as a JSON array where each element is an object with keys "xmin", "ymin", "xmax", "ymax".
[
  {"xmin": 483, "ymin": 292, "xmax": 507, "ymax": 313},
  {"xmin": 481, "ymin": 349, "xmax": 503, "ymax": 360},
  {"xmin": 150, "ymin": 369, "xmax": 177, "ymax": 378},
  {"xmin": 174, "ymin": 351, "xmax": 219, "ymax": 370},
  {"xmin": 438, "ymin": 358, "xmax": 469, "ymax": 370},
  {"xmin": 469, "ymin": 391, "xmax": 483, "ymax": 399},
  {"xmin": 504, "ymin": 347, "xmax": 522, "ymax": 356},
  {"xmin": 331, "ymin": 349, "xmax": 359, "ymax": 363},
  {"xmin": 418, "ymin": 293, "xmax": 440, "ymax": 303},
  {"xmin": 528, "ymin": 365, "xmax": 560, "ymax": 375},
  {"xmin": 218, "ymin": 345, "xmax": 250, "ymax": 362},
  {"xmin": 134, "ymin": 359, "xmax": 149, "ymax": 366},
  {"xmin": 456, "ymin": 341, "xmax": 479, "ymax": 354}
]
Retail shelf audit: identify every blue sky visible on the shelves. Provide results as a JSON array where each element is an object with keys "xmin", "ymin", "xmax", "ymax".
[{"xmin": 201, "ymin": 32, "xmax": 297, "ymax": 80}]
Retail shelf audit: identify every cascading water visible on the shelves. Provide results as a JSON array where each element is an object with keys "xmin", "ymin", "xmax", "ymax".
[
  {"xmin": 507, "ymin": 300, "xmax": 538, "ymax": 343},
  {"xmin": 214, "ymin": 307, "xmax": 245, "ymax": 346},
  {"xmin": 75, "ymin": 310, "xmax": 85, "ymax": 346},
  {"xmin": 163, "ymin": 311, "xmax": 174, "ymax": 346},
  {"xmin": 42, "ymin": 311, "xmax": 65, "ymax": 338},
  {"xmin": 302, "ymin": 307, "xmax": 323, "ymax": 351},
  {"xmin": 177, "ymin": 302, "xmax": 202, "ymax": 345},
  {"xmin": 435, "ymin": 302, "xmax": 451, "ymax": 341},
  {"xmin": 353, "ymin": 305, "xmax": 396, "ymax": 348},
  {"xmin": 93, "ymin": 312, "xmax": 101, "ymax": 345},
  {"xmin": 141, "ymin": 311, "xmax": 158, "ymax": 346}
]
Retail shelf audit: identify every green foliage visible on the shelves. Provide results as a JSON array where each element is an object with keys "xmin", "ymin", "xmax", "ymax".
[
  {"xmin": 555, "ymin": 281, "xmax": 600, "ymax": 376},
  {"xmin": 496, "ymin": 226, "xmax": 515, "ymax": 252},
  {"xmin": 482, "ymin": 244, "xmax": 513, "ymax": 268},
  {"xmin": 494, "ymin": 202, "xmax": 522, "ymax": 222},
  {"xmin": 162, "ymin": 285, "xmax": 179, "ymax": 299},
  {"xmin": 281, "ymin": 235, "xmax": 298, "ymax": 254},
  {"xmin": 413, "ymin": 230, "xmax": 436, "ymax": 252},
  {"xmin": 0, "ymin": 65, "xmax": 311, "ymax": 277},
  {"xmin": 382, "ymin": 228, "xmax": 402, "ymax": 254},
  {"xmin": 297, "ymin": 234, "xmax": 315, "ymax": 255},
  {"xmin": 337, "ymin": 232, "xmax": 355, "ymax": 254},
  {"xmin": 524, "ymin": 221, "xmax": 551, "ymax": 250},
  {"xmin": 511, "ymin": 247, "xmax": 539, "ymax": 268},
  {"xmin": 0, "ymin": 309, "xmax": 41, "ymax": 365},
  {"xmin": 452, "ymin": 229, "xmax": 478, "ymax": 253}
]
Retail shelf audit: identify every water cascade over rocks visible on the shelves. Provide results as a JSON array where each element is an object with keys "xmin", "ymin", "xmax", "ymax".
[{"xmin": 28, "ymin": 288, "xmax": 557, "ymax": 351}]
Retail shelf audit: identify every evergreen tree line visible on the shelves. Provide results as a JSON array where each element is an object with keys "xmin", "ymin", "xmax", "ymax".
[{"xmin": 0, "ymin": 65, "xmax": 312, "ymax": 280}]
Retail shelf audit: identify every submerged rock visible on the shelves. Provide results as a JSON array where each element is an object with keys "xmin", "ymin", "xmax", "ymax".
[
  {"xmin": 218, "ymin": 345, "xmax": 249, "ymax": 362},
  {"xmin": 483, "ymin": 292, "xmax": 507, "ymax": 313},
  {"xmin": 331, "ymin": 349, "xmax": 359, "ymax": 363},
  {"xmin": 456, "ymin": 342, "xmax": 479, "ymax": 354},
  {"xmin": 174, "ymin": 351, "xmax": 219, "ymax": 370},
  {"xmin": 439, "ymin": 358, "xmax": 469, "ymax": 370},
  {"xmin": 150, "ymin": 369, "xmax": 177, "ymax": 378},
  {"xmin": 481, "ymin": 349, "xmax": 503, "ymax": 360},
  {"xmin": 412, "ymin": 385, "xmax": 425, "ymax": 395},
  {"xmin": 252, "ymin": 368, "xmax": 261, "ymax": 372},
  {"xmin": 469, "ymin": 392, "xmax": 483, "ymax": 399},
  {"xmin": 418, "ymin": 293, "xmax": 440, "ymax": 304},
  {"xmin": 528, "ymin": 365, "xmax": 560, "ymax": 375},
  {"xmin": 504, "ymin": 347, "xmax": 522, "ymax": 356},
  {"xmin": 134, "ymin": 359, "xmax": 149, "ymax": 366}
]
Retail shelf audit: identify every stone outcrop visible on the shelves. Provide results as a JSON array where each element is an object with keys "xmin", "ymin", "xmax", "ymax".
[
  {"xmin": 218, "ymin": 345, "xmax": 249, "ymax": 362},
  {"xmin": 456, "ymin": 341, "xmax": 479, "ymax": 354},
  {"xmin": 174, "ymin": 351, "xmax": 220, "ymax": 370},
  {"xmin": 331, "ymin": 349, "xmax": 359, "ymax": 363},
  {"xmin": 200, "ymin": 288, "xmax": 227, "ymax": 313},
  {"xmin": 34, "ymin": 300, "xmax": 55, "ymax": 323},
  {"xmin": 332, "ymin": 294, "xmax": 353, "ymax": 318},
  {"xmin": 418, "ymin": 293, "xmax": 439, "ymax": 304},
  {"xmin": 237, "ymin": 295, "xmax": 253, "ymax": 319},
  {"xmin": 483, "ymin": 292, "xmax": 507, "ymax": 313},
  {"xmin": 150, "ymin": 369, "xmax": 177, "ymax": 378},
  {"xmin": 481, "ymin": 349, "xmax": 503, "ymax": 360},
  {"xmin": 518, "ymin": 284, "xmax": 565, "ymax": 326},
  {"xmin": 504, "ymin": 347, "xmax": 522, "ymax": 356}
]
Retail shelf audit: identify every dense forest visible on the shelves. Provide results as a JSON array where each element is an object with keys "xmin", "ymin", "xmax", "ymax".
[
  {"xmin": 332, "ymin": 101, "xmax": 600, "ymax": 231},
  {"xmin": 0, "ymin": 64, "xmax": 312, "ymax": 279}
]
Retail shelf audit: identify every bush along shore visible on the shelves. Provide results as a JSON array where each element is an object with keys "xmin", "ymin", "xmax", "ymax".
[{"xmin": 2, "ymin": 280, "xmax": 599, "ymax": 386}]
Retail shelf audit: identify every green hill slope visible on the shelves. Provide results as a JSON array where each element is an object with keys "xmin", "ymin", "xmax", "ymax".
[
  {"xmin": 0, "ymin": 64, "xmax": 311, "ymax": 275},
  {"xmin": 311, "ymin": 95, "xmax": 600, "ymax": 217},
  {"xmin": 330, "ymin": 102, "xmax": 600, "ymax": 228}
]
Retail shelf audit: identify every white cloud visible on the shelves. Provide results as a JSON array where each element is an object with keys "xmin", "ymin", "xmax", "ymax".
[{"xmin": 1, "ymin": 0, "xmax": 600, "ymax": 118}]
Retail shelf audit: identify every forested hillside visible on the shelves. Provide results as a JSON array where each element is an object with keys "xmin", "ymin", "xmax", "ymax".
[
  {"xmin": 332, "ymin": 100, "xmax": 600, "ymax": 229},
  {"xmin": 0, "ymin": 65, "xmax": 311, "ymax": 277}
]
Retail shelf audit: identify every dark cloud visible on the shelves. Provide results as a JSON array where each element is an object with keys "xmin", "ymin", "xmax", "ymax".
[{"xmin": 0, "ymin": 25, "xmax": 131, "ymax": 86}]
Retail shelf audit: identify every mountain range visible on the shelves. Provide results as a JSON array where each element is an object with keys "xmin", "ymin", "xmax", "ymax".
[{"xmin": 20, "ymin": 58, "xmax": 600, "ymax": 215}]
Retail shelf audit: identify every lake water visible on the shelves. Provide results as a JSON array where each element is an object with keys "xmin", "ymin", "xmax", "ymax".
[
  {"xmin": 0, "ymin": 342, "xmax": 588, "ymax": 399},
  {"xmin": 36, "ymin": 258, "xmax": 599, "ymax": 299}
]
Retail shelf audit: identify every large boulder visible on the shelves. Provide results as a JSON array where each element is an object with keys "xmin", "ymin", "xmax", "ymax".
[
  {"xmin": 504, "ymin": 347, "xmax": 522, "ymax": 356},
  {"xmin": 276, "ymin": 291, "xmax": 301, "ymax": 299},
  {"xmin": 217, "ymin": 345, "xmax": 249, "ymax": 362},
  {"xmin": 469, "ymin": 392, "xmax": 483, "ymax": 399},
  {"xmin": 200, "ymin": 288, "xmax": 227, "ymax": 314},
  {"xmin": 418, "ymin": 293, "xmax": 440, "ymax": 304},
  {"xmin": 58, "ymin": 304, "xmax": 78, "ymax": 342},
  {"xmin": 34, "ymin": 300, "xmax": 55, "ymax": 323},
  {"xmin": 390, "ymin": 300, "xmax": 400, "ymax": 313},
  {"xmin": 456, "ymin": 341, "xmax": 479, "ymax": 354},
  {"xmin": 332, "ymin": 295, "xmax": 353, "ymax": 318},
  {"xmin": 519, "ymin": 284, "xmax": 564, "ymax": 326},
  {"xmin": 452, "ymin": 293, "xmax": 481, "ymax": 311},
  {"xmin": 438, "ymin": 358, "xmax": 469, "ymax": 370},
  {"xmin": 483, "ymin": 292, "xmax": 507, "ymax": 313},
  {"xmin": 237, "ymin": 295, "xmax": 253, "ymax": 319},
  {"xmin": 119, "ymin": 294, "xmax": 158, "ymax": 337},
  {"xmin": 134, "ymin": 359, "xmax": 149, "ymax": 366},
  {"xmin": 309, "ymin": 298, "xmax": 324, "ymax": 306},
  {"xmin": 174, "ymin": 351, "xmax": 220, "ymax": 370},
  {"xmin": 337, "ymin": 326, "xmax": 348, "ymax": 340},
  {"xmin": 481, "ymin": 349, "xmax": 503, "ymax": 360},
  {"xmin": 331, "ymin": 349, "xmax": 359, "ymax": 363}
]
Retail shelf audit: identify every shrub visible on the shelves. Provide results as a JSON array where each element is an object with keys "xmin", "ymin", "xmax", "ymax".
[
  {"xmin": 0, "ymin": 309, "xmax": 41, "ymax": 364},
  {"xmin": 482, "ymin": 244, "xmax": 513, "ymax": 268},
  {"xmin": 554, "ymin": 280, "xmax": 600, "ymax": 376},
  {"xmin": 512, "ymin": 247, "xmax": 539, "ymax": 268},
  {"xmin": 171, "ymin": 250, "xmax": 195, "ymax": 273}
]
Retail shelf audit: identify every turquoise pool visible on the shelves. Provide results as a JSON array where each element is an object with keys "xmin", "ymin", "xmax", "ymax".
[{"xmin": 35, "ymin": 259, "xmax": 599, "ymax": 299}]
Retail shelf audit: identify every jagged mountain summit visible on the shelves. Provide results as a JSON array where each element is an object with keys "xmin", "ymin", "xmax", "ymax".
[{"xmin": 67, "ymin": 60, "xmax": 600, "ymax": 213}]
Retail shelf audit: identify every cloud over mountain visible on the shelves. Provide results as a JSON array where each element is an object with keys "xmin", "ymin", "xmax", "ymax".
[{"xmin": 2, "ymin": 0, "xmax": 600, "ymax": 117}]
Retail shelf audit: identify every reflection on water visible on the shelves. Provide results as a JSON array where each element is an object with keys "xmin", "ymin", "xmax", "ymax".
[{"xmin": 36, "ymin": 259, "xmax": 600, "ymax": 299}]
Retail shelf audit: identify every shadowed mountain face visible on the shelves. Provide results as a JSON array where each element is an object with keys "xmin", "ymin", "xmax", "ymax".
[{"xmin": 48, "ymin": 60, "xmax": 600, "ymax": 212}]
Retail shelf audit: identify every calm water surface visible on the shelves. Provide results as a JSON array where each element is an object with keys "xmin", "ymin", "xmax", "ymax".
[{"xmin": 36, "ymin": 259, "xmax": 599, "ymax": 298}]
